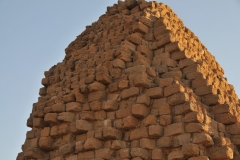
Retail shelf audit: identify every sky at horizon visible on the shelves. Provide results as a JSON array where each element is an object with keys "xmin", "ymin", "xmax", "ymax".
[{"xmin": 1, "ymin": 1, "xmax": 240, "ymax": 159}]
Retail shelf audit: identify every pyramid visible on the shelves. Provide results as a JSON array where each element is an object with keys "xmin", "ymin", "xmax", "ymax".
[{"xmin": 17, "ymin": 0, "xmax": 240, "ymax": 159}]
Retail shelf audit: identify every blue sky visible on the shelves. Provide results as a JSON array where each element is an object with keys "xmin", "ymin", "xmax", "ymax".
[{"xmin": 0, "ymin": 1, "xmax": 240, "ymax": 159}]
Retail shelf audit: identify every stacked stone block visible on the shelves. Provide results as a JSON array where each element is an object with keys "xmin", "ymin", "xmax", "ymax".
[{"xmin": 17, "ymin": 0, "xmax": 240, "ymax": 159}]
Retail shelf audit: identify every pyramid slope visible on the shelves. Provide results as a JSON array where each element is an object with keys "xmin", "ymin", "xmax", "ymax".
[{"xmin": 17, "ymin": 0, "xmax": 240, "ymax": 160}]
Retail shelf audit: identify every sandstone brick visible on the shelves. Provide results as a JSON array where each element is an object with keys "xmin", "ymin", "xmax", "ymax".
[
  {"xmin": 95, "ymin": 148, "xmax": 113, "ymax": 159},
  {"xmin": 63, "ymin": 93, "xmax": 76, "ymax": 103},
  {"xmin": 80, "ymin": 111, "xmax": 94, "ymax": 120},
  {"xmin": 168, "ymin": 150, "xmax": 184, "ymax": 160},
  {"xmin": 228, "ymin": 123, "xmax": 240, "ymax": 134},
  {"xmin": 158, "ymin": 78, "xmax": 173, "ymax": 88},
  {"xmin": 130, "ymin": 127, "xmax": 148, "ymax": 140},
  {"xmin": 192, "ymin": 133, "xmax": 213, "ymax": 144},
  {"xmin": 174, "ymin": 102, "xmax": 198, "ymax": 115},
  {"xmin": 152, "ymin": 148, "xmax": 164, "ymax": 160},
  {"xmin": 132, "ymin": 71, "xmax": 151, "ymax": 88},
  {"xmin": 103, "ymin": 127, "xmax": 122, "ymax": 139},
  {"xmin": 209, "ymin": 146, "xmax": 233, "ymax": 160},
  {"xmin": 75, "ymin": 140, "xmax": 84, "ymax": 152},
  {"xmin": 183, "ymin": 64, "xmax": 202, "ymax": 75},
  {"xmin": 111, "ymin": 140, "xmax": 126, "ymax": 150},
  {"xmin": 131, "ymin": 148, "xmax": 149, "ymax": 160},
  {"xmin": 123, "ymin": 115, "xmax": 139, "ymax": 129},
  {"xmin": 121, "ymin": 87, "xmax": 139, "ymax": 99},
  {"xmin": 41, "ymin": 127, "xmax": 50, "ymax": 137},
  {"xmin": 173, "ymin": 133, "xmax": 191, "ymax": 147},
  {"xmin": 76, "ymin": 120, "xmax": 93, "ymax": 132},
  {"xmin": 44, "ymin": 113, "xmax": 59, "ymax": 123},
  {"xmin": 140, "ymin": 138, "xmax": 155, "ymax": 149},
  {"xmin": 52, "ymin": 103, "xmax": 66, "ymax": 113},
  {"xmin": 159, "ymin": 115, "xmax": 172, "ymax": 126},
  {"xmin": 24, "ymin": 147, "xmax": 48, "ymax": 159},
  {"xmin": 141, "ymin": 115, "xmax": 157, "ymax": 126},
  {"xmin": 125, "ymin": 65, "xmax": 146, "ymax": 74},
  {"xmin": 202, "ymin": 94, "xmax": 223, "ymax": 106},
  {"xmin": 214, "ymin": 113, "xmax": 237, "ymax": 124},
  {"xmin": 167, "ymin": 92, "xmax": 189, "ymax": 105},
  {"xmin": 66, "ymin": 102, "xmax": 81, "ymax": 112},
  {"xmin": 94, "ymin": 110, "xmax": 106, "ymax": 120},
  {"xmin": 185, "ymin": 123, "xmax": 205, "ymax": 133},
  {"xmin": 88, "ymin": 81, "xmax": 106, "ymax": 92},
  {"xmin": 113, "ymin": 58, "xmax": 126, "ymax": 69},
  {"xmin": 39, "ymin": 137, "xmax": 54, "ymax": 150},
  {"xmin": 88, "ymin": 91, "xmax": 106, "ymax": 102},
  {"xmin": 57, "ymin": 112, "xmax": 75, "ymax": 122},
  {"xmin": 33, "ymin": 117, "xmax": 47, "ymax": 128},
  {"xmin": 152, "ymin": 98, "xmax": 171, "ymax": 115},
  {"xmin": 59, "ymin": 143, "xmax": 75, "ymax": 155},
  {"xmin": 137, "ymin": 45, "xmax": 153, "ymax": 60},
  {"xmin": 102, "ymin": 100, "xmax": 118, "ymax": 111},
  {"xmin": 89, "ymin": 101, "xmax": 102, "ymax": 111},
  {"xmin": 171, "ymin": 50, "xmax": 191, "ymax": 60},
  {"xmin": 127, "ymin": 33, "xmax": 142, "ymax": 45},
  {"xmin": 116, "ymin": 107, "xmax": 131, "ymax": 118},
  {"xmin": 162, "ymin": 70, "xmax": 182, "ymax": 79},
  {"xmin": 188, "ymin": 156, "xmax": 209, "ymax": 160},
  {"xmin": 96, "ymin": 73, "xmax": 112, "ymax": 84},
  {"xmin": 133, "ymin": 22, "xmax": 149, "ymax": 34},
  {"xmin": 84, "ymin": 138, "xmax": 103, "ymax": 150},
  {"xmin": 144, "ymin": 87, "xmax": 163, "ymax": 99},
  {"xmin": 195, "ymin": 85, "xmax": 217, "ymax": 96},
  {"xmin": 157, "ymin": 136, "xmax": 172, "ymax": 147},
  {"xmin": 164, "ymin": 83, "xmax": 185, "ymax": 97},
  {"xmin": 78, "ymin": 151, "xmax": 94, "ymax": 159},
  {"xmin": 149, "ymin": 125, "xmax": 163, "ymax": 138},
  {"xmin": 132, "ymin": 103, "xmax": 150, "ymax": 119},
  {"xmin": 184, "ymin": 111, "xmax": 204, "ymax": 123},
  {"xmin": 231, "ymin": 135, "xmax": 240, "ymax": 145},
  {"xmin": 164, "ymin": 123, "xmax": 184, "ymax": 136},
  {"xmin": 136, "ymin": 94, "xmax": 150, "ymax": 106},
  {"xmin": 182, "ymin": 143, "xmax": 199, "ymax": 157},
  {"xmin": 119, "ymin": 148, "xmax": 131, "ymax": 159},
  {"xmin": 192, "ymin": 78, "xmax": 211, "ymax": 89},
  {"xmin": 74, "ymin": 88, "xmax": 86, "ymax": 103},
  {"xmin": 118, "ymin": 79, "xmax": 129, "ymax": 90}
]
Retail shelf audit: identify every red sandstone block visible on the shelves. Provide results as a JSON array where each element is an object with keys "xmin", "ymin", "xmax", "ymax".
[
  {"xmin": 103, "ymin": 127, "xmax": 122, "ymax": 140},
  {"xmin": 119, "ymin": 148, "xmax": 131, "ymax": 159},
  {"xmin": 76, "ymin": 120, "xmax": 93, "ymax": 133},
  {"xmin": 80, "ymin": 111, "xmax": 94, "ymax": 120},
  {"xmin": 211, "ymin": 104, "xmax": 231, "ymax": 115},
  {"xmin": 44, "ymin": 113, "xmax": 59, "ymax": 124},
  {"xmin": 167, "ymin": 92, "xmax": 189, "ymax": 105},
  {"xmin": 162, "ymin": 58, "xmax": 177, "ymax": 67},
  {"xmin": 179, "ymin": 58, "xmax": 195, "ymax": 69},
  {"xmin": 173, "ymin": 133, "xmax": 191, "ymax": 147},
  {"xmin": 164, "ymin": 123, "xmax": 184, "ymax": 136},
  {"xmin": 111, "ymin": 140, "xmax": 126, "ymax": 150},
  {"xmin": 116, "ymin": 107, "xmax": 131, "ymax": 118},
  {"xmin": 130, "ymin": 127, "xmax": 148, "ymax": 140},
  {"xmin": 121, "ymin": 87, "xmax": 139, "ymax": 99},
  {"xmin": 132, "ymin": 71, "xmax": 151, "ymax": 88},
  {"xmin": 195, "ymin": 85, "xmax": 217, "ymax": 96},
  {"xmin": 186, "ymin": 72, "xmax": 205, "ymax": 80},
  {"xmin": 89, "ymin": 101, "xmax": 102, "ymax": 111},
  {"xmin": 132, "ymin": 103, "xmax": 149, "ymax": 119},
  {"xmin": 227, "ymin": 123, "xmax": 240, "ymax": 134},
  {"xmin": 157, "ymin": 136, "xmax": 172, "ymax": 147},
  {"xmin": 75, "ymin": 140, "xmax": 84, "ymax": 152},
  {"xmin": 183, "ymin": 64, "xmax": 202, "ymax": 74},
  {"xmin": 192, "ymin": 132, "xmax": 213, "ymax": 144},
  {"xmin": 182, "ymin": 143, "xmax": 199, "ymax": 157},
  {"xmin": 96, "ymin": 73, "xmax": 112, "ymax": 84},
  {"xmin": 78, "ymin": 151, "xmax": 94, "ymax": 159},
  {"xmin": 164, "ymin": 83, "xmax": 185, "ymax": 97},
  {"xmin": 127, "ymin": 33, "xmax": 142, "ymax": 45},
  {"xmin": 88, "ymin": 91, "xmax": 106, "ymax": 102},
  {"xmin": 118, "ymin": 80, "xmax": 129, "ymax": 90},
  {"xmin": 144, "ymin": 87, "xmax": 163, "ymax": 99},
  {"xmin": 108, "ymin": 82, "xmax": 119, "ymax": 92},
  {"xmin": 152, "ymin": 148, "xmax": 164, "ymax": 160},
  {"xmin": 84, "ymin": 138, "xmax": 103, "ymax": 150},
  {"xmin": 94, "ymin": 110, "xmax": 106, "ymax": 120},
  {"xmin": 125, "ymin": 65, "xmax": 146, "ymax": 74},
  {"xmin": 171, "ymin": 50, "xmax": 191, "ymax": 60},
  {"xmin": 41, "ymin": 127, "xmax": 50, "ymax": 137},
  {"xmin": 209, "ymin": 146, "xmax": 233, "ymax": 160},
  {"xmin": 148, "ymin": 125, "xmax": 163, "ymax": 138},
  {"xmin": 162, "ymin": 71, "xmax": 182, "ymax": 79},
  {"xmin": 39, "ymin": 137, "xmax": 54, "ymax": 150},
  {"xmin": 24, "ymin": 147, "xmax": 48, "ymax": 159},
  {"xmin": 33, "ymin": 117, "xmax": 47, "ymax": 128},
  {"xmin": 57, "ymin": 112, "xmax": 75, "ymax": 122},
  {"xmin": 88, "ymin": 81, "xmax": 106, "ymax": 92},
  {"xmin": 95, "ymin": 148, "xmax": 113, "ymax": 159},
  {"xmin": 165, "ymin": 42, "xmax": 184, "ymax": 53},
  {"xmin": 168, "ymin": 150, "xmax": 184, "ymax": 160},
  {"xmin": 202, "ymin": 94, "xmax": 223, "ymax": 106},
  {"xmin": 136, "ymin": 94, "xmax": 150, "ymax": 106},
  {"xmin": 141, "ymin": 115, "xmax": 157, "ymax": 127},
  {"xmin": 188, "ymin": 156, "xmax": 209, "ymax": 160},
  {"xmin": 159, "ymin": 115, "xmax": 172, "ymax": 126},
  {"xmin": 133, "ymin": 22, "xmax": 149, "ymax": 34},
  {"xmin": 113, "ymin": 58, "xmax": 126, "ymax": 69},
  {"xmin": 66, "ymin": 102, "xmax": 81, "ymax": 112},
  {"xmin": 185, "ymin": 123, "xmax": 204, "ymax": 133},
  {"xmin": 140, "ymin": 138, "xmax": 155, "ymax": 149},
  {"xmin": 123, "ymin": 115, "xmax": 139, "ymax": 129},
  {"xmin": 62, "ymin": 93, "xmax": 75, "ymax": 103},
  {"xmin": 74, "ymin": 88, "xmax": 86, "ymax": 103},
  {"xmin": 58, "ymin": 143, "xmax": 75, "ymax": 155},
  {"xmin": 152, "ymin": 98, "xmax": 171, "ymax": 115},
  {"xmin": 184, "ymin": 111, "xmax": 204, "ymax": 123},
  {"xmin": 131, "ymin": 148, "xmax": 149, "ymax": 160},
  {"xmin": 137, "ymin": 45, "xmax": 153, "ymax": 60},
  {"xmin": 102, "ymin": 100, "xmax": 118, "ymax": 111},
  {"xmin": 231, "ymin": 135, "xmax": 240, "ymax": 145},
  {"xmin": 52, "ymin": 103, "xmax": 65, "ymax": 113},
  {"xmin": 214, "ymin": 113, "xmax": 237, "ymax": 124}
]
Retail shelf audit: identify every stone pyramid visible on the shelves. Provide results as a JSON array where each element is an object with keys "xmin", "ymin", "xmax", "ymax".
[{"xmin": 17, "ymin": 0, "xmax": 240, "ymax": 160}]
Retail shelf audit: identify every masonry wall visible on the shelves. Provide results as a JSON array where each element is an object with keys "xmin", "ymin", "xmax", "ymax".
[{"xmin": 17, "ymin": 0, "xmax": 240, "ymax": 160}]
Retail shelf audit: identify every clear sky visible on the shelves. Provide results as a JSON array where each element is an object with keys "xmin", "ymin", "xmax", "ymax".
[{"xmin": 0, "ymin": 1, "xmax": 240, "ymax": 159}]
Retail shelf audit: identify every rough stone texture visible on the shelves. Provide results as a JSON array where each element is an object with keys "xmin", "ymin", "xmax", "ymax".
[{"xmin": 17, "ymin": 0, "xmax": 240, "ymax": 160}]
